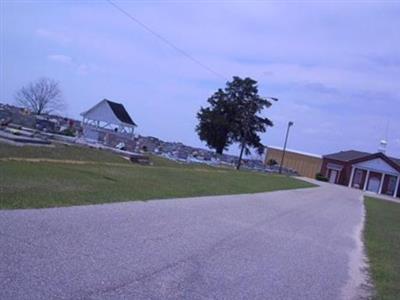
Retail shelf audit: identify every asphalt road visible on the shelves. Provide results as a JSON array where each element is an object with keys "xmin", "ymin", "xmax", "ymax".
[{"xmin": 0, "ymin": 181, "xmax": 365, "ymax": 299}]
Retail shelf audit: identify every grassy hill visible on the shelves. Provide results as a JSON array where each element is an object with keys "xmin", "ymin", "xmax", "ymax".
[{"xmin": 0, "ymin": 142, "xmax": 315, "ymax": 209}]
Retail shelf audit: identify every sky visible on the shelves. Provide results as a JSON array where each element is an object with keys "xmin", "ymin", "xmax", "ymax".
[{"xmin": 1, "ymin": 0, "xmax": 400, "ymax": 158}]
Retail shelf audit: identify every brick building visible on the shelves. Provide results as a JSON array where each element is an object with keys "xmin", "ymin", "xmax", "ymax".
[{"xmin": 321, "ymin": 150, "xmax": 400, "ymax": 198}]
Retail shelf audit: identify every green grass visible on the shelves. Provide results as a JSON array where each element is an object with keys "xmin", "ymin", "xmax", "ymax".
[
  {"xmin": 0, "ymin": 142, "xmax": 129, "ymax": 164},
  {"xmin": 0, "ymin": 142, "xmax": 219, "ymax": 168},
  {"xmin": 0, "ymin": 142, "xmax": 315, "ymax": 209},
  {"xmin": 364, "ymin": 197, "xmax": 400, "ymax": 300}
]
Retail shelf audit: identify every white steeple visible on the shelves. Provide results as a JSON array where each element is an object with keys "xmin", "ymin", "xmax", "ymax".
[{"xmin": 378, "ymin": 139, "xmax": 387, "ymax": 154}]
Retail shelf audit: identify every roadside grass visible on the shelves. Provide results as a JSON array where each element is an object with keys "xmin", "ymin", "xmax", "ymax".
[
  {"xmin": 0, "ymin": 141, "xmax": 315, "ymax": 209},
  {"xmin": 364, "ymin": 197, "xmax": 400, "ymax": 300},
  {"xmin": 0, "ymin": 161, "xmax": 314, "ymax": 209},
  {"xmin": 0, "ymin": 142, "xmax": 129, "ymax": 164}
]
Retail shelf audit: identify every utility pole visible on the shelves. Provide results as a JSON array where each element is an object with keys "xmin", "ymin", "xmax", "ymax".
[{"xmin": 279, "ymin": 121, "xmax": 294, "ymax": 174}]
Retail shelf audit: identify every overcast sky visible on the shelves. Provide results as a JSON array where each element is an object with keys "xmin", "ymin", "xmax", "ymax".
[{"xmin": 1, "ymin": 0, "xmax": 400, "ymax": 157}]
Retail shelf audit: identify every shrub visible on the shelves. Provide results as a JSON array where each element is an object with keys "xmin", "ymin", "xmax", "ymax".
[
  {"xmin": 60, "ymin": 128, "xmax": 75, "ymax": 137},
  {"xmin": 315, "ymin": 172, "xmax": 329, "ymax": 182},
  {"xmin": 266, "ymin": 158, "xmax": 278, "ymax": 166}
]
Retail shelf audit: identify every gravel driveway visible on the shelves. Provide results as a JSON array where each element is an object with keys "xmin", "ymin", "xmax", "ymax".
[{"xmin": 0, "ymin": 180, "xmax": 366, "ymax": 299}]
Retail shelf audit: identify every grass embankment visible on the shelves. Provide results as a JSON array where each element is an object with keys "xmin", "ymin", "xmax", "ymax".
[
  {"xmin": 0, "ymin": 142, "xmax": 129, "ymax": 164},
  {"xmin": 0, "ymin": 142, "xmax": 314, "ymax": 209},
  {"xmin": 364, "ymin": 197, "xmax": 400, "ymax": 299}
]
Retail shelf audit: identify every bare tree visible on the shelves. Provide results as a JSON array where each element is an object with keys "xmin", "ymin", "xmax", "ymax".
[{"xmin": 15, "ymin": 77, "xmax": 64, "ymax": 115}]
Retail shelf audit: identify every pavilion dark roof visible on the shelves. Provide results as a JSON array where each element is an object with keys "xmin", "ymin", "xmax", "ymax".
[{"xmin": 105, "ymin": 99, "xmax": 136, "ymax": 126}]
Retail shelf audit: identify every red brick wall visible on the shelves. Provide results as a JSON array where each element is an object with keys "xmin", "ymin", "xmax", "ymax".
[{"xmin": 321, "ymin": 158, "xmax": 352, "ymax": 186}]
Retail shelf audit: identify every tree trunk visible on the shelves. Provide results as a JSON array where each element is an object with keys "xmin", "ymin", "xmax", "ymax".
[
  {"xmin": 216, "ymin": 148, "xmax": 223, "ymax": 155},
  {"xmin": 236, "ymin": 141, "xmax": 245, "ymax": 170}
]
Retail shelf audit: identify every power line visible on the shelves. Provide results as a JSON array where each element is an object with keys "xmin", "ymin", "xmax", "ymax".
[{"xmin": 105, "ymin": 0, "xmax": 228, "ymax": 80}]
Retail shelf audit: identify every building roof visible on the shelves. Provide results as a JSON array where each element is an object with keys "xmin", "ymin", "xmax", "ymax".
[
  {"xmin": 324, "ymin": 150, "xmax": 400, "ymax": 168},
  {"xmin": 81, "ymin": 99, "xmax": 136, "ymax": 127},
  {"xmin": 323, "ymin": 150, "xmax": 371, "ymax": 162},
  {"xmin": 389, "ymin": 156, "xmax": 400, "ymax": 166},
  {"xmin": 105, "ymin": 100, "xmax": 136, "ymax": 126},
  {"xmin": 267, "ymin": 146, "xmax": 322, "ymax": 159}
]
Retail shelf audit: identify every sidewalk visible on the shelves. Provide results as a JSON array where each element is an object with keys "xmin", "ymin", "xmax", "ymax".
[
  {"xmin": 363, "ymin": 191, "xmax": 400, "ymax": 204},
  {"xmin": 297, "ymin": 176, "xmax": 400, "ymax": 204}
]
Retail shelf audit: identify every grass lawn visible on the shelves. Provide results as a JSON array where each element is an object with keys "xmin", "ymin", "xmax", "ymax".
[
  {"xmin": 0, "ymin": 142, "xmax": 315, "ymax": 209},
  {"xmin": 0, "ymin": 142, "xmax": 130, "ymax": 164},
  {"xmin": 364, "ymin": 197, "xmax": 400, "ymax": 300}
]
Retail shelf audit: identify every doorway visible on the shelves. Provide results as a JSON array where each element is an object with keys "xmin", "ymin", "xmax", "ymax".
[
  {"xmin": 351, "ymin": 169, "xmax": 366, "ymax": 189},
  {"xmin": 367, "ymin": 173, "xmax": 382, "ymax": 193},
  {"xmin": 329, "ymin": 169, "xmax": 338, "ymax": 184}
]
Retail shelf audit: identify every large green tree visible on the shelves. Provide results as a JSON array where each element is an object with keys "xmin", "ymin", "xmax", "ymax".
[
  {"xmin": 196, "ymin": 76, "xmax": 276, "ymax": 168},
  {"xmin": 196, "ymin": 89, "xmax": 235, "ymax": 154},
  {"xmin": 226, "ymin": 77, "xmax": 276, "ymax": 169}
]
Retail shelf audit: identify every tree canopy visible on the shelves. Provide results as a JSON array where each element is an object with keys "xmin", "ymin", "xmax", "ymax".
[
  {"xmin": 196, "ymin": 76, "xmax": 277, "ymax": 169},
  {"xmin": 15, "ymin": 77, "xmax": 64, "ymax": 115},
  {"xmin": 196, "ymin": 89, "xmax": 235, "ymax": 154}
]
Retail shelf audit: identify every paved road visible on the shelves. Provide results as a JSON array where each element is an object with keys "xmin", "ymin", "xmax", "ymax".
[{"xmin": 0, "ymin": 181, "xmax": 366, "ymax": 299}]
